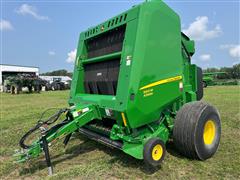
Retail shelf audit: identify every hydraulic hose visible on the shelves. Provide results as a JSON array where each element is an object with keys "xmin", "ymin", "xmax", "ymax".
[{"xmin": 19, "ymin": 108, "xmax": 68, "ymax": 149}]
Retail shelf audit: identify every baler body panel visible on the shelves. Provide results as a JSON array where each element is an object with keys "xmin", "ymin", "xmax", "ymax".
[{"xmin": 125, "ymin": 2, "xmax": 183, "ymax": 128}]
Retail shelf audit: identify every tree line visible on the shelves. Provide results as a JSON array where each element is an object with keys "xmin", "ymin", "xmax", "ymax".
[
  {"xmin": 41, "ymin": 63, "xmax": 240, "ymax": 80},
  {"xmin": 41, "ymin": 69, "xmax": 73, "ymax": 78}
]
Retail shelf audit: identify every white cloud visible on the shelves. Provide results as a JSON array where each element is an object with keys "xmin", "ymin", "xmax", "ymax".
[
  {"xmin": 48, "ymin": 51, "xmax": 56, "ymax": 56},
  {"xmin": 16, "ymin": 4, "xmax": 49, "ymax": 21},
  {"xmin": 199, "ymin": 54, "xmax": 211, "ymax": 61},
  {"xmin": 183, "ymin": 16, "xmax": 222, "ymax": 41},
  {"xmin": 66, "ymin": 49, "xmax": 77, "ymax": 63},
  {"xmin": 229, "ymin": 46, "xmax": 240, "ymax": 58},
  {"xmin": 220, "ymin": 44, "xmax": 240, "ymax": 58},
  {"xmin": 0, "ymin": 19, "xmax": 13, "ymax": 31},
  {"xmin": 232, "ymin": 61, "xmax": 240, "ymax": 66}
]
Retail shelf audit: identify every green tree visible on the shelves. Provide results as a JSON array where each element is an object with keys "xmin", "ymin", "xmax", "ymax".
[
  {"xmin": 41, "ymin": 69, "xmax": 72, "ymax": 77},
  {"xmin": 203, "ymin": 63, "xmax": 240, "ymax": 79}
]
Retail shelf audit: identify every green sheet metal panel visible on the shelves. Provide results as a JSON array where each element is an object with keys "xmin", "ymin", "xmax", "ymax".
[{"xmin": 125, "ymin": 1, "xmax": 183, "ymax": 128}]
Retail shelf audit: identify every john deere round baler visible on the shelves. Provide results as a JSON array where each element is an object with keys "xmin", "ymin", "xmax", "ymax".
[{"xmin": 16, "ymin": 0, "xmax": 221, "ymax": 174}]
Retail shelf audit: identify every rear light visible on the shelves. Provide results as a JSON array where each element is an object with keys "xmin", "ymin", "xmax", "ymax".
[{"xmin": 179, "ymin": 81, "xmax": 183, "ymax": 91}]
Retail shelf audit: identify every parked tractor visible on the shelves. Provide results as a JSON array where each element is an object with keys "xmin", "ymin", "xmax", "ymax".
[
  {"xmin": 16, "ymin": 0, "xmax": 221, "ymax": 174},
  {"xmin": 50, "ymin": 78, "xmax": 66, "ymax": 91},
  {"xmin": 4, "ymin": 74, "xmax": 45, "ymax": 94}
]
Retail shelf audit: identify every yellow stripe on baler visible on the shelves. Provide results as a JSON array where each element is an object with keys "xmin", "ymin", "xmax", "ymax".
[{"xmin": 139, "ymin": 75, "xmax": 182, "ymax": 90}]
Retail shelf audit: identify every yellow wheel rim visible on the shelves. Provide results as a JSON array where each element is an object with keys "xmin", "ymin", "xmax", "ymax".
[
  {"xmin": 152, "ymin": 144, "xmax": 163, "ymax": 161},
  {"xmin": 203, "ymin": 120, "xmax": 216, "ymax": 145}
]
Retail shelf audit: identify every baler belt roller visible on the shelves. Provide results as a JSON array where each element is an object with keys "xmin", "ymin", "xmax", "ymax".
[
  {"xmin": 85, "ymin": 123, "xmax": 112, "ymax": 136},
  {"xmin": 79, "ymin": 127, "xmax": 123, "ymax": 149}
]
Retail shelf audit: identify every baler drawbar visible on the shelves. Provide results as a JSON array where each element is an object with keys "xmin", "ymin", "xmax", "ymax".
[{"xmin": 16, "ymin": 0, "xmax": 221, "ymax": 174}]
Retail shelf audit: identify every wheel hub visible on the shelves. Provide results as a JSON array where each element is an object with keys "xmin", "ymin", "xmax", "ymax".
[
  {"xmin": 152, "ymin": 144, "xmax": 163, "ymax": 161},
  {"xmin": 203, "ymin": 120, "xmax": 216, "ymax": 145}
]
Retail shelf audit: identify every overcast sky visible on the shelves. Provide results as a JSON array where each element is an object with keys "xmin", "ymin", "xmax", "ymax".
[{"xmin": 1, "ymin": 0, "xmax": 239, "ymax": 73}]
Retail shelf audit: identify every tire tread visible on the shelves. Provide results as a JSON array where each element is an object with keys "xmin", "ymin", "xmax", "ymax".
[{"xmin": 173, "ymin": 101, "xmax": 209, "ymax": 159}]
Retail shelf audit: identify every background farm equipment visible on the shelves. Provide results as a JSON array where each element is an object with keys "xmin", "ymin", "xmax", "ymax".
[
  {"xmin": 3, "ymin": 74, "xmax": 46, "ymax": 94},
  {"xmin": 203, "ymin": 72, "xmax": 226, "ymax": 87},
  {"xmin": 16, "ymin": 0, "xmax": 221, "ymax": 174},
  {"xmin": 2, "ymin": 75, "xmax": 71, "ymax": 93},
  {"xmin": 50, "ymin": 78, "xmax": 66, "ymax": 91},
  {"xmin": 39, "ymin": 76, "xmax": 72, "ymax": 91}
]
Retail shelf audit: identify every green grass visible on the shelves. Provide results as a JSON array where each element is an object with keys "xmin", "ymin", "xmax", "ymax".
[{"xmin": 0, "ymin": 86, "xmax": 240, "ymax": 179}]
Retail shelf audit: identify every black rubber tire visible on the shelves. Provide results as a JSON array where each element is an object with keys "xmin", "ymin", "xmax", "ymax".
[
  {"xmin": 173, "ymin": 101, "xmax": 221, "ymax": 160},
  {"xmin": 10, "ymin": 85, "xmax": 19, "ymax": 94},
  {"xmin": 143, "ymin": 138, "xmax": 166, "ymax": 167},
  {"xmin": 56, "ymin": 84, "xmax": 61, "ymax": 90},
  {"xmin": 10, "ymin": 86, "xmax": 15, "ymax": 94},
  {"xmin": 51, "ymin": 86, "xmax": 55, "ymax": 91},
  {"xmin": 15, "ymin": 86, "xmax": 20, "ymax": 94},
  {"xmin": 203, "ymin": 81, "xmax": 207, "ymax": 88},
  {"xmin": 34, "ymin": 85, "xmax": 40, "ymax": 93},
  {"xmin": 28, "ymin": 85, "xmax": 32, "ymax": 93}
]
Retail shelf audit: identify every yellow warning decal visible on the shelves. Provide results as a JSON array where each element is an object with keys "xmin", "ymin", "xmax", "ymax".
[
  {"xmin": 140, "ymin": 75, "xmax": 182, "ymax": 90},
  {"xmin": 121, "ymin": 112, "xmax": 127, "ymax": 126}
]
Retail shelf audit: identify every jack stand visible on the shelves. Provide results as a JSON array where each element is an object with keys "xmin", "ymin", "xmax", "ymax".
[{"xmin": 42, "ymin": 135, "xmax": 53, "ymax": 175}]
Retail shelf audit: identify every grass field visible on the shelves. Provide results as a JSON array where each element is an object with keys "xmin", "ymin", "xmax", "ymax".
[{"xmin": 0, "ymin": 86, "xmax": 240, "ymax": 179}]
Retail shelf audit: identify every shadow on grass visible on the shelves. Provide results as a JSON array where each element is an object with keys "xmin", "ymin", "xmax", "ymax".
[
  {"xmin": 19, "ymin": 136, "xmax": 185, "ymax": 176},
  {"xmin": 166, "ymin": 141, "xmax": 185, "ymax": 159},
  {"xmin": 102, "ymin": 140, "xmax": 187, "ymax": 175},
  {"xmin": 19, "ymin": 138, "xmax": 96, "ymax": 176},
  {"xmin": 102, "ymin": 147, "xmax": 161, "ymax": 175}
]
